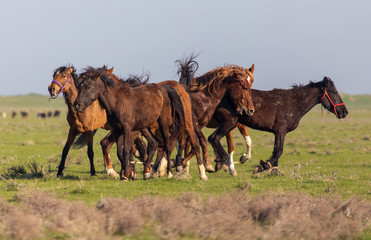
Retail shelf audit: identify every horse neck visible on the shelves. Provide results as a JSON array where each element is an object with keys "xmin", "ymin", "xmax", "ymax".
[
  {"xmin": 292, "ymin": 85, "xmax": 322, "ymax": 116},
  {"xmin": 96, "ymin": 83, "xmax": 120, "ymax": 117},
  {"xmin": 62, "ymin": 78, "xmax": 79, "ymax": 112}
]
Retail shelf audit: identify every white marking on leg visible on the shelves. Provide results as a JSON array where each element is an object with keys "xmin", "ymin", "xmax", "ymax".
[
  {"xmin": 229, "ymin": 151, "xmax": 237, "ymax": 176},
  {"xmin": 106, "ymin": 168, "xmax": 119, "ymax": 177},
  {"xmin": 198, "ymin": 164, "xmax": 208, "ymax": 181},
  {"xmin": 243, "ymin": 135, "xmax": 252, "ymax": 159},
  {"xmin": 134, "ymin": 149, "xmax": 140, "ymax": 158},
  {"xmin": 158, "ymin": 157, "xmax": 167, "ymax": 177}
]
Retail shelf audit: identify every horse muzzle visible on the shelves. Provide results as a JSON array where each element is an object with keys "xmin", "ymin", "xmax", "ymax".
[{"xmin": 239, "ymin": 106, "xmax": 255, "ymax": 116}]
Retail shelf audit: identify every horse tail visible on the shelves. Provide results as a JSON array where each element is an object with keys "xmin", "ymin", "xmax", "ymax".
[
  {"xmin": 161, "ymin": 85, "xmax": 185, "ymax": 143},
  {"xmin": 175, "ymin": 53, "xmax": 199, "ymax": 91},
  {"xmin": 72, "ymin": 130, "xmax": 97, "ymax": 149}
]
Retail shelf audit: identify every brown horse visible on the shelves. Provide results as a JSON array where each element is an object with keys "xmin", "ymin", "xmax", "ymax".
[
  {"xmin": 73, "ymin": 71, "xmax": 208, "ymax": 181},
  {"xmin": 212, "ymin": 77, "xmax": 348, "ymax": 173},
  {"xmin": 94, "ymin": 80, "xmax": 205, "ymax": 180},
  {"xmin": 176, "ymin": 56, "xmax": 255, "ymax": 172},
  {"xmin": 48, "ymin": 66, "xmax": 146, "ymax": 177}
]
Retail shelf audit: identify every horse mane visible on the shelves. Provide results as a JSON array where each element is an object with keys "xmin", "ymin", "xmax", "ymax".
[
  {"xmin": 53, "ymin": 65, "xmax": 79, "ymax": 86},
  {"xmin": 176, "ymin": 53, "xmax": 199, "ymax": 91},
  {"xmin": 123, "ymin": 72, "xmax": 150, "ymax": 87},
  {"xmin": 189, "ymin": 65, "xmax": 249, "ymax": 94},
  {"xmin": 291, "ymin": 77, "xmax": 332, "ymax": 90},
  {"xmin": 78, "ymin": 66, "xmax": 109, "ymax": 87}
]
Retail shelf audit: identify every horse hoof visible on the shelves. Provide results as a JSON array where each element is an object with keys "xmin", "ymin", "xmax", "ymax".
[
  {"xmin": 176, "ymin": 166, "xmax": 183, "ymax": 173},
  {"xmin": 90, "ymin": 172, "xmax": 96, "ymax": 176},
  {"xmin": 229, "ymin": 169, "xmax": 238, "ymax": 176},
  {"xmin": 57, "ymin": 172, "xmax": 63, "ymax": 177},
  {"xmin": 131, "ymin": 172, "xmax": 137, "ymax": 180},
  {"xmin": 252, "ymin": 165, "xmax": 264, "ymax": 174},
  {"xmin": 107, "ymin": 169, "xmax": 119, "ymax": 178},
  {"xmin": 214, "ymin": 163, "xmax": 222, "ymax": 172},
  {"xmin": 222, "ymin": 164, "xmax": 229, "ymax": 172},
  {"xmin": 167, "ymin": 172, "xmax": 173, "ymax": 179},
  {"xmin": 239, "ymin": 155, "xmax": 250, "ymax": 164},
  {"xmin": 205, "ymin": 162, "xmax": 215, "ymax": 173},
  {"xmin": 143, "ymin": 173, "xmax": 151, "ymax": 180},
  {"xmin": 200, "ymin": 174, "xmax": 208, "ymax": 181}
]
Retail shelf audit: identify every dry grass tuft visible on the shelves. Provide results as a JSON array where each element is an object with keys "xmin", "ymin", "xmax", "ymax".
[{"xmin": 0, "ymin": 191, "xmax": 369, "ymax": 239}]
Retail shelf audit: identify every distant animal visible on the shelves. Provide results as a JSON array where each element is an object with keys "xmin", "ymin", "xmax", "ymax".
[
  {"xmin": 37, "ymin": 112, "xmax": 46, "ymax": 118},
  {"xmin": 21, "ymin": 111, "xmax": 29, "ymax": 119},
  {"xmin": 47, "ymin": 111, "xmax": 52, "ymax": 117},
  {"xmin": 53, "ymin": 110, "xmax": 61, "ymax": 117},
  {"xmin": 48, "ymin": 65, "xmax": 147, "ymax": 177},
  {"xmin": 12, "ymin": 111, "xmax": 16, "ymax": 118},
  {"xmin": 213, "ymin": 77, "xmax": 348, "ymax": 173}
]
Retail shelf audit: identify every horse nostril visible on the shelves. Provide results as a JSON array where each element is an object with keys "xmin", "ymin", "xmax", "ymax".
[{"xmin": 249, "ymin": 109, "xmax": 254, "ymax": 114}]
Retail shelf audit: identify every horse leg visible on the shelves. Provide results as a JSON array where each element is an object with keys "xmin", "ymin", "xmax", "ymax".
[
  {"xmin": 157, "ymin": 119, "xmax": 173, "ymax": 179},
  {"xmin": 100, "ymin": 131, "xmax": 119, "ymax": 177},
  {"xmin": 140, "ymin": 128, "xmax": 159, "ymax": 180},
  {"xmin": 122, "ymin": 128, "xmax": 135, "ymax": 180},
  {"xmin": 187, "ymin": 126, "xmax": 207, "ymax": 181},
  {"xmin": 194, "ymin": 125, "xmax": 215, "ymax": 173},
  {"xmin": 237, "ymin": 124, "xmax": 252, "ymax": 164},
  {"xmin": 253, "ymin": 132, "xmax": 286, "ymax": 174},
  {"xmin": 175, "ymin": 132, "xmax": 186, "ymax": 173},
  {"xmin": 208, "ymin": 121, "xmax": 237, "ymax": 176},
  {"xmin": 115, "ymin": 132, "xmax": 127, "ymax": 180},
  {"xmin": 86, "ymin": 131, "xmax": 96, "ymax": 176},
  {"xmin": 57, "ymin": 128, "xmax": 78, "ymax": 177},
  {"xmin": 133, "ymin": 135, "xmax": 147, "ymax": 163}
]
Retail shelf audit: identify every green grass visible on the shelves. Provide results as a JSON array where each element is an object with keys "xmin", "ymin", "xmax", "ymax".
[{"xmin": 0, "ymin": 94, "xmax": 370, "ymax": 205}]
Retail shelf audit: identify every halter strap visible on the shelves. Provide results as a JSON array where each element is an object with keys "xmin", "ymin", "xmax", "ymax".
[
  {"xmin": 50, "ymin": 75, "xmax": 71, "ymax": 99},
  {"xmin": 320, "ymin": 89, "xmax": 345, "ymax": 118}
]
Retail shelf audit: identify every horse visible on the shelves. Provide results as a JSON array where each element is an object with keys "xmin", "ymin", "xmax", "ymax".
[
  {"xmin": 88, "ymin": 71, "xmax": 205, "ymax": 180},
  {"xmin": 212, "ymin": 77, "xmax": 348, "ymax": 173},
  {"xmin": 176, "ymin": 55, "xmax": 255, "ymax": 173},
  {"xmin": 73, "ymin": 70, "xmax": 208, "ymax": 181},
  {"xmin": 48, "ymin": 66, "xmax": 147, "ymax": 177}
]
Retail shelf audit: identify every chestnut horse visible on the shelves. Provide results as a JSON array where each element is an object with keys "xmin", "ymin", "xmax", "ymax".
[
  {"xmin": 73, "ymin": 71, "xmax": 208, "ymax": 181},
  {"xmin": 213, "ymin": 77, "xmax": 348, "ymax": 173},
  {"xmin": 48, "ymin": 66, "xmax": 146, "ymax": 177},
  {"xmin": 176, "ymin": 56, "xmax": 255, "ymax": 172}
]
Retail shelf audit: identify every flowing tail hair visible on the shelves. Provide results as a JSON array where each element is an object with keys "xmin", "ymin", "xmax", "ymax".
[
  {"xmin": 161, "ymin": 85, "xmax": 185, "ymax": 144},
  {"xmin": 72, "ymin": 130, "xmax": 97, "ymax": 149}
]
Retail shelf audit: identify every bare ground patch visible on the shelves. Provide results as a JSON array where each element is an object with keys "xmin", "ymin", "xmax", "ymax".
[{"xmin": 0, "ymin": 191, "xmax": 369, "ymax": 240}]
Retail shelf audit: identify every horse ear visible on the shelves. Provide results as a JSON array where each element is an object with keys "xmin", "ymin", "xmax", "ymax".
[
  {"xmin": 107, "ymin": 67, "xmax": 114, "ymax": 74},
  {"xmin": 248, "ymin": 64, "xmax": 255, "ymax": 73},
  {"xmin": 67, "ymin": 67, "xmax": 74, "ymax": 74}
]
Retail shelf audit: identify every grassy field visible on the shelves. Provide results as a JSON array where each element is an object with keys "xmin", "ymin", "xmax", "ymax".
[{"xmin": 0, "ymin": 94, "xmax": 370, "ymax": 239}]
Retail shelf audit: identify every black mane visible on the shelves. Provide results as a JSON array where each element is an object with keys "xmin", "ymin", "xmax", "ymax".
[{"xmin": 291, "ymin": 77, "xmax": 332, "ymax": 90}]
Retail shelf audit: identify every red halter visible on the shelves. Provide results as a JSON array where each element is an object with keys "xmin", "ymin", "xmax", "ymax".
[{"xmin": 320, "ymin": 89, "xmax": 345, "ymax": 118}]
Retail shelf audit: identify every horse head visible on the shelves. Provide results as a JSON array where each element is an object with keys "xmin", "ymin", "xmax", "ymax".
[
  {"xmin": 226, "ymin": 64, "xmax": 255, "ymax": 116},
  {"xmin": 49, "ymin": 66, "xmax": 77, "ymax": 99},
  {"xmin": 320, "ymin": 77, "xmax": 348, "ymax": 119},
  {"xmin": 73, "ymin": 67, "xmax": 111, "ymax": 112}
]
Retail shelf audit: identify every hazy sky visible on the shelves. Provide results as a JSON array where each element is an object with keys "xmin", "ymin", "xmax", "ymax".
[{"xmin": 0, "ymin": 0, "xmax": 370, "ymax": 96}]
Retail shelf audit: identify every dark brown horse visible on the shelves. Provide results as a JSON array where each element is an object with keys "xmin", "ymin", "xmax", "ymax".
[
  {"xmin": 48, "ymin": 66, "xmax": 146, "ymax": 177},
  {"xmin": 73, "ymin": 71, "xmax": 208, "ymax": 181},
  {"xmin": 212, "ymin": 77, "xmax": 348, "ymax": 173},
  {"xmin": 176, "ymin": 56, "xmax": 255, "ymax": 172}
]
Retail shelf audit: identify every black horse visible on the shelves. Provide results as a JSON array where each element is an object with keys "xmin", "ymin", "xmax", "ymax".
[{"xmin": 210, "ymin": 77, "xmax": 348, "ymax": 173}]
